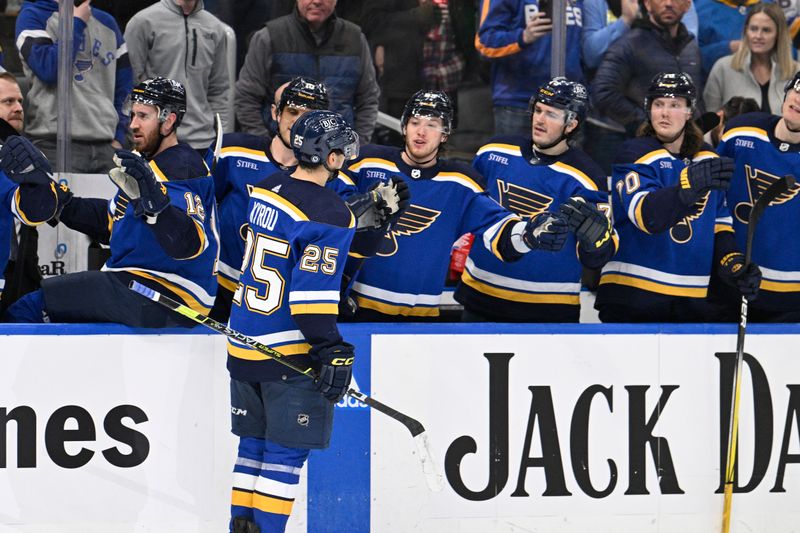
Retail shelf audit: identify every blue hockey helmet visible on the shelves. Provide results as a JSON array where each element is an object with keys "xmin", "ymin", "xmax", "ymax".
[
  {"xmin": 644, "ymin": 72, "xmax": 696, "ymax": 113},
  {"xmin": 290, "ymin": 110, "xmax": 359, "ymax": 165},
  {"xmin": 529, "ymin": 77, "xmax": 588, "ymax": 124},
  {"xmin": 278, "ymin": 77, "xmax": 329, "ymax": 113},
  {"xmin": 131, "ymin": 77, "xmax": 187, "ymax": 127},
  {"xmin": 401, "ymin": 90, "xmax": 454, "ymax": 134}
]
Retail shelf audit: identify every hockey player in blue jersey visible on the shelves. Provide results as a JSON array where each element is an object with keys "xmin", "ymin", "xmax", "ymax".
[
  {"xmin": 455, "ymin": 77, "xmax": 617, "ymax": 322},
  {"xmin": 226, "ymin": 110, "xmax": 358, "ymax": 533},
  {"xmin": 346, "ymin": 89, "xmax": 571, "ymax": 319},
  {"xmin": 716, "ymin": 70, "xmax": 800, "ymax": 321},
  {"xmin": 0, "ymin": 135, "xmax": 58, "ymax": 306},
  {"xmin": 209, "ymin": 76, "xmax": 406, "ymax": 321},
  {"xmin": 596, "ymin": 72, "xmax": 761, "ymax": 322},
  {"xmin": 4, "ymin": 77, "xmax": 219, "ymax": 326}
]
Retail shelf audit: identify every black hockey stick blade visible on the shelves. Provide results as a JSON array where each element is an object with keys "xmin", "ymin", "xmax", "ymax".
[
  {"xmin": 746, "ymin": 174, "xmax": 795, "ymax": 263},
  {"xmin": 128, "ymin": 281, "xmax": 444, "ymax": 492}
]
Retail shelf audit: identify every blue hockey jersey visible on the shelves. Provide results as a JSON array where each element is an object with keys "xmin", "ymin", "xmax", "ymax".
[
  {"xmin": 227, "ymin": 171, "xmax": 355, "ymax": 382},
  {"xmin": 598, "ymin": 137, "xmax": 733, "ymax": 304},
  {"xmin": 346, "ymin": 145, "xmax": 519, "ymax": 317},
  {"xmin": 0, "ymin": 171, "xmax": 57, "ymax": 298},
  {"xmin": 717, "ymin": 112, "xmax": 800, "ymax": 311},
  {"xmin": 207, "ymin": 133, "xmax": 356, "ymax": 293},
  {"xmin": 455, "ymin": 136, "xmax": 615, "ymax": 321},
  {"xmin": 101, "ymin": 143, "xmax": 219, "ymax": 314}
]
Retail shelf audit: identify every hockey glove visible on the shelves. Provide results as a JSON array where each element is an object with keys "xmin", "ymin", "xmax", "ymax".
[
  {"xmin": 719, "ymin": 252, "xmax": 762, "ymax": 301},
  {"xmin": 559, "ymin": 196, "xmax": 613, "ymax": 251},
  {"xmin": 47, "ymin": 180, "xmax": 74, "ymax": 227},
  {"xmin": 678, "ymin": 157, "xmax": 734, "ymax": 206},
  {"xmin": 522, "ymin": 211, "xmax": 569, "ymax": 252},
  {"xmin": 346, "ymin": 177, "xmax": 411, "ymax": 230},
  {"xmin": 0, "ymin": 136, "xmax": 53, "ymax": 185},
  {"xmin": 109, "ymin": 150, "xmax": 170, "ymax": 218},
  {"xmin": 310, "ymin": 343, "xmax": 355, "ymax": 403}
]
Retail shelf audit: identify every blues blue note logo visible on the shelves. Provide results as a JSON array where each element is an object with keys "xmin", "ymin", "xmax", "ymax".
[
  {"xmin": 734, "ymin": 165, "xmax": 800, "ymax": 223},
  {"xmin": 377, "ymin": 204, "xmax": 441, "ymax": 257},
  {"xmin": 496, "ymin": 179, "xmax": 552, "ymax": 216}
]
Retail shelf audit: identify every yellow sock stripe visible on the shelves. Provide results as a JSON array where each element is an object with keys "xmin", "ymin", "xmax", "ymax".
[
  {"xmin": 252, "ymin": 492, "xmax": 294, "ymax": 516},
  {"xmin": 231, "ymin": 488, "xmax": 254, "ymax": 509}
]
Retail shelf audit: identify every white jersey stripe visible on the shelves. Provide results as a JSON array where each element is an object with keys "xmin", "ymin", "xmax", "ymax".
[
  {"xmin": 352, "ymin": 281, "xmax": 441, "ymax": 306},
  {"xmin": 602, "ymin": 261, "xmax": 710, "ymax": 287},
  {"xmin": 466, "ymin": 258, "xmax": 581, "ymax": 293},
  {"xmin": 288, "ymin": 290, "xmax": 340, "ymax": 302}
]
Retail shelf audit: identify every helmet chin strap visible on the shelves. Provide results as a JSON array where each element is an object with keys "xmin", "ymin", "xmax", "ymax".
[
  {"xmin": 402, "ymin": 148, "xmax": 438, "ymax": 167},
  {"xmin": 785, "ymin": 119, "xmax": 800, "ymax": 133}
]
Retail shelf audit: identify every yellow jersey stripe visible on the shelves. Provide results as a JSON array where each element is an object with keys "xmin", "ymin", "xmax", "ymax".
[
  {"xmin": 130, "ymin": 271, "xmax": 211, "ymax": 314},
  {"xmin": 356, "ymin": 296, "xmax": 440, "ymax": 317},
  {"xmin": 251, "ymin": 187, "xmax": 309, "ymax": 221},
  {"xmin": 222, "ymin": 146, "xmax": 267, "ymax": 157},
  {"xmin": 348, "ymin": 157, "xmax": 399, "ymax": 173},
  {"xmin": 227, "ymin": 341, "xmax": 311, "ymax": 360},
  {"xmin": 715, "ymin": 223, "xmax": 734, "ymax": 233},
  {"xmin": 760, "ymin": 280, "xmax": 800, "ymax": 292},
  {"xmin": 550, "ymin": 162, "xmax": 599, "ymax": 191},
  {"xmin": 476, "ymin": 143, "xmax": 522, "ymax": 156},
  {"xmin": 490, "ymin": 218, "xmax": 517, "ymax": 260},
  {"xmin": 633, "ymin": 194, "xmax": 651, "ymax": 234},
  {"xmin": 635, "ymin": 149, "xmax": 670, "ymax": 165},
  {"xmin": 721, "ymin": 126, "xmax": 769, "ymax": 142},
  {"xmin": 217, "ymin": 273, "xmax": 238, "ymax": 292},
  {"xmin": 150, "ymin": 160, "xmax": 169, "ymax": 182},
  {"xmin": 462, "ymin": 270, "xmax": 580, "ymax": 305},
  {"xmin": 336, "ymin": 171, "xmax": 355, "ymax": 186},
  {"xmin": 290, "ymin": 303, "xmax": 339, "ymax": 315},
  {"xmin": 600, "ymin": 273, "xmax": 707, "ymax": 297}
]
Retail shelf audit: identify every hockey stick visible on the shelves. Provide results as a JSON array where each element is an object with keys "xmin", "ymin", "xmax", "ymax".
[
  {"xmin": 211, "ymin": 113, "xmax": 223, "ymax": 174},
  {"xmin": 128, "ymin": 280, "xmax": 445, "ymax": 492},
  {"xmin": 721, "ymin": 174, "xmax": 795, "ymax": 533}
]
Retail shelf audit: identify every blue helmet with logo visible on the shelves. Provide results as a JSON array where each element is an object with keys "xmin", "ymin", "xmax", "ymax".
[
  {"xmin": 290, "ymin": 110, "xmax": 359, "ymax": 165},
  {"xmin": 529, "ymin": 77, "xmax": 588, "ymax": 124}
]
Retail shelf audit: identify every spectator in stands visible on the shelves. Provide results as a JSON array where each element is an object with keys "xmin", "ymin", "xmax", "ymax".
[
  {"xmin": 705, "ymin": 96, "xmax": 759, "ymax": 146},
  {"xmin": 364, "ymin": 0, "xmax": 436, "ymax": 144},
  {"xmin": 4, "ymin": 78, "xmax": 219, "ymax": 326},
  {"xmin": 15, "ymin": 0, "xmax": 132, "ymax": 173},
  {"xmin": 422, "ymin": 1, "xmax": 465, "ymax": 101},
  {"xmin": 591, "ymin": 0, "xmax": 702, "ymax": 152},
  {"xmin": 704, "ymin": 3, "xmax": 798, "ymax": 116},
  {"xmin": 204, "ymin": 0, "xmax": 270, "ymax": 72},
  {"xmin": 476, "ymin": 0, "xmax": 584, "ymax": 137},
  {"xmin": 0, "ymin": 72, "xmax": 45, "ymax": 314},
  {"xmin": 595, "ymin": 73, "xmax": 759, "ymax": 322},
  {"xmin": 235, "ymin": 0, "xmax": 379, "ymax": 143},
  {"xmin": 455, "ymin": 78, "xmax": 616, "ymax": 323},
  {"xmin": 125, "ymin": 0, "xmax": 232, "ymax": 151},
  {"xmin": 0, "ymin": 72, "xmax": 23, "ymax": 136},
  {"xmin": 696, "ymin": 0, "xmax": 760, "ymax": 81}
]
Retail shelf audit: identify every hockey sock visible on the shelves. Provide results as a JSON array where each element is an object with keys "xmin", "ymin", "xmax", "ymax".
[
  {"xmin": 230, "ymin": 437, "xmax": 265, "ymax": 528},
  {"xmin": 252, "ymin": 440, "xmax": 310, "ymax": 533}
]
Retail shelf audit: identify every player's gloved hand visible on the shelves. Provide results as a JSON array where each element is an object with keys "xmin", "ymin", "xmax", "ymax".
[
  {"xmin": 310, "ymin": 343, "xmax": 355, "ymax": 403},
  {"xmin": 346, "ymin": 177, "xmax": 411, "ymax": 230},
  {"xmin": 109, "ymin": 150, "xmax": 170, "ymax": 218},
  {"xmin": 719, "ymin": 252, "xmax": 762, "ymax": 301},
  {"xmin": 559, "ymin": 196, "xmax": 613, "ymax": 251},
  {"xmin": 678, "ymin": 156, "xmax": 734, "ymax": 206},
  {"xmin": 0, "ymin": 136, "xmax": 53, "ymax": 185},
  {"xmin": 46, "ymin": 180, "xmax": 74, "ymax": 227},
  {"xmin": 522, "ymin": 211, "xmax": 569, "ymax": 252}
]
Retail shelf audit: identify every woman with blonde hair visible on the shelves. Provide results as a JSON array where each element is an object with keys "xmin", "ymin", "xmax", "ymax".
[{"xmin": 704, "ymin": 2, "xmax": 798, "ymax": 114}]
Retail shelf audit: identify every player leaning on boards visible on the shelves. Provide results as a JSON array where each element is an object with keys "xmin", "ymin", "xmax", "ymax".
[
  {"xmin": 226, "ymin": 110, "xmax": 359, "ymax": 533},
  {"xmin": 455, "ymin": 77, "xmax": 617, "ymax": 322},
  {"xmin": 4, "ymin": 77, "xmax": 219, "ymax": 326},
  {"xmin": 208, "ymin": 76, "xmax": 407, "ymax": 321},
  {"xmin": 345, "ymin": 90, "xmax": 575, "ymax": 320},
  {"xmin": 716, "ymin": 70, "xmax": 800, "ymax": 322},
  {"xmin": 596, "ymin": 72, "xmax": 761, "ymax": 322}
]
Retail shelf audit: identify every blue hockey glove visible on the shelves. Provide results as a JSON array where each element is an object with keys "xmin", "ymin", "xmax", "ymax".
[
  {"xmin": 109, "ymin": 150, "xmax": 170, "ymax": 218},
  {"xmin": 0, "ymin": 136, "xmax": 53, "ymax": 185},
  {"xmin": 719, "ymin": 252, "xmax": 762, "ymax": 301},
  {"xmin": 522, "ymin": 211, "xmax": 569, "ymax": 252},
  {"xmin": 559, "ymin": 196, "xmax": 613, "ymax": 251},
  {"xmin": 310, "ymin": 343, "xmax": 355, "ymax": 403},
  {"xmin": 678, "ymin": 157, "xmax": 733, "ymax": 206}
]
